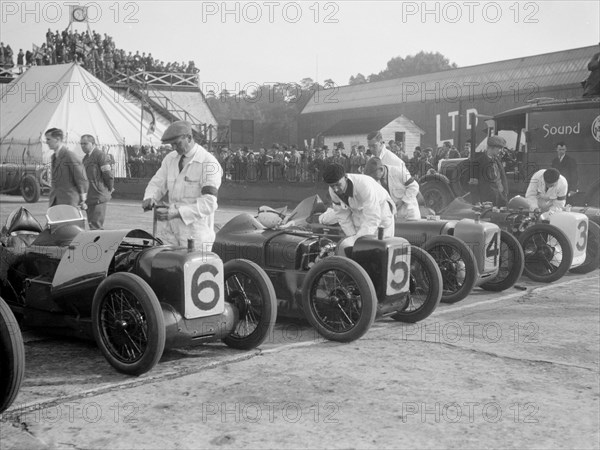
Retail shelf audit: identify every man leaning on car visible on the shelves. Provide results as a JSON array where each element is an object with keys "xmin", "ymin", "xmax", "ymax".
[
  {"xmin": 322, "ymin": 162, "xmax": 396, "ymax": 257},
  {"xmin": 142, "ymin": 121, "xmax": 222, "ymax": 250}
]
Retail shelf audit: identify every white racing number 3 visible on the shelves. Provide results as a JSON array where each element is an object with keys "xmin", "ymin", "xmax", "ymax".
[
  {"xmin": 387, "ymin": 246, "xmax": 410, "ymax": 296},
  {"xmin": 576, "ymin": 220, "xmax": 588, "ymax": 252}
]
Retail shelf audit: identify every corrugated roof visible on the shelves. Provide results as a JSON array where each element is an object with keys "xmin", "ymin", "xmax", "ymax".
[
  {"xmin": 322, "ymin": 115, "xmax": 400, "ymax": 136},
  {"xmin": 302, "ymin": 46, "xmax": 597, "ymax": 115}
]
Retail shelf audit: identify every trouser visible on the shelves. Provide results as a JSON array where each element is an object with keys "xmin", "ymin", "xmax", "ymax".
[{"xmin": 87, "ymin": 201, "xmax": 107, "ymax": 230}]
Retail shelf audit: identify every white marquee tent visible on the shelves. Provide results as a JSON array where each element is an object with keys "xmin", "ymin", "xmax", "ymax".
[{"xmin": 0, "ymin": 63, "xmax": 167, "ymax": 177}]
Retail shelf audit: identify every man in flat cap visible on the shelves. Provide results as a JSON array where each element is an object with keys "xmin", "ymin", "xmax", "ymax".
[
  {"xmin": 322, "ymin": 163, "xmax": 396, "ymax": 255},
  {"xmin": 366, "ymin": 130, "xmax": 406, "ymax": 170},
  {"xmin": 525, "ymin": 168, "xmax": 568, "ymax": 212},
  {"xmin": 142, "ymin": 121, "xmax": 222, "ymax": 249},
  {"xmin": 364, "ymin": 157, "xmax": 421, "ymax": 220},
  {"xmin": 461, "ymin": 135, "xmax": 509, "ymax": 206}
]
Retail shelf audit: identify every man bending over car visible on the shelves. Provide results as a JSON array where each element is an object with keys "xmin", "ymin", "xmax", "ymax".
[
  {"xmin": 525, "ymin": 168, "xmax": 568, "ymax": 213},
  {"xmin": 322, "ymin": 163, "xmax": 396, "ymax": 256}
]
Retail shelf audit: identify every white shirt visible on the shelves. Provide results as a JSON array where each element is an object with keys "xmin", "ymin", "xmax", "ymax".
[
  {"xmin": 381, "ymin": 165, "xmax": 421, "ymax": 220},
  {"xmin": 379, "ymin": 147, "xmax": 407, "ymax": 170},
  {"xmin": 525, "ymin": 169, "xmax": 568, "ymax": 212},
  {"xmin": 144, "ymin": 143, "xmax": 222, "ymax": 247},
  {"xmin": 329, "ymin": 173, "xmax": 396, "ymax": 241}
]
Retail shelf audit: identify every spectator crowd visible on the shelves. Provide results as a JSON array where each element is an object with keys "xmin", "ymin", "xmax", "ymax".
[
  {"xmin": 123, "ymin": 139, "xmax": 483, "ymax": 184},
  {"xmin": 0, "ymin": 28, "xmax": 199, "ymax": 78}
]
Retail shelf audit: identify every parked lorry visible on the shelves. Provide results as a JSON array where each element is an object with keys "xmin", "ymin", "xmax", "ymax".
[{"xmin": 420, "ymin": 97, "xmax": 600, "ymax": 211}]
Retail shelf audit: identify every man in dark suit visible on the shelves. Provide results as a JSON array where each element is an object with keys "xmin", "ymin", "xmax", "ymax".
[
  {"xmin": 45, "ymin": 128, "xmax": 88, "ymax": 209},
  {"xmin": 551, "ymin": 142, "xmax": 578, "ymax": 196},
  {"xmin": 463, "ymin": 135, "xmax": 509, "ymax": 206}
]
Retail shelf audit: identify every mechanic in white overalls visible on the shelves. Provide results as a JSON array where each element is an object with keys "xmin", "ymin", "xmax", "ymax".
[
  {"xmin": 142, "ymin": 121, "xmax": 222, "ymax": 250},
  {"xmin": 323, "ymin": 163, "xmax": 396, "ymax": 255},
  {"xmin": 525, "ymin": 168, "xmax": 568, "ymax": 213},
  {"xmin": 363, "ymin": 156, "xmax": 421, "ymax": 220}
]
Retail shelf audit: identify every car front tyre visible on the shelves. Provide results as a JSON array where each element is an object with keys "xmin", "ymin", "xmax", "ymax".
[
  {"xmin": 92, "ymin": 273, "xmax": 165, "ymax": 376},
  {"xmin": 392, "ymin": 246, "xmax": 442, "ymax": 323},
  {"xmin": 222, "ymin": 259, "xmax": 277, "ymax": 350},
  {"xmin": 301, "ymin": 256, "xmax": 377, "ymax": 342},
  {"xmin": 20, "ymin": 175, "xmax": 40, "ymax": 203},
  {"xmin": 0, "ymin": 296, "xmax": 25, "ymax": 413}
]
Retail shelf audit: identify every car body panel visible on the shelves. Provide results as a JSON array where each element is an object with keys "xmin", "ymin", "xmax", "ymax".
[
  {"xmin": 213, "ymin": 213, "xmax": 413, "ymax": 319},
  {"xmin": 440, "ymin": 197, "xmax": 588, "ymax": 268}
]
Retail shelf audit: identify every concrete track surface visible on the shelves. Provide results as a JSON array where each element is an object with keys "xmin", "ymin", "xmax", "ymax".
[{"xmin": 0, "ymin": 195, "xmax": 598, "ymax": 449}]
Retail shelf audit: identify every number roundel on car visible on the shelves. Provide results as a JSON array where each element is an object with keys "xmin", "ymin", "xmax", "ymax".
[{"xmin": 184, "ymin": 256, "xmax": 225, "ymax": 319}]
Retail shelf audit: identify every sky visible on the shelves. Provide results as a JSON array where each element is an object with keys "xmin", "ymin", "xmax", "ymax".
[{"xmin": 1, "ymin": 1, "xmax": 599, "ymax": 92}]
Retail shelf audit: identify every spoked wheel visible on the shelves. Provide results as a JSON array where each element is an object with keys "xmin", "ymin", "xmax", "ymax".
[
  {"xmin": 20, "ymin": 175, "xmax": 40, "ymax": 203},
  {"xmin": 392, "ymin": 246, "xmax": 442, "ymax": 323},
  {"xmin": 570, "ymin": 220, "xmax": 600, "ymax": 274},
  {"xmin": 481, "ymin": 230, "xmax": 525, "ymax": 291},
  {"xmin": 518, "ymin": 224, "xmax": 573, "ymax": 283},
  {"xmin": 301, "ymin": 256, "xmax": 376, "ymax": 342},
  {"xmin": 423, "ymin": 235, "xmax": 477, "ymax": 303},
  {"xmin": 420, "ymin": 181, "xmax": 453, "ymax": 213},
  {"xmin": 222, "ymin": 259, "xmax": 277, "ymax": 350},
  {"xmin": 92, "ymin": 273, "xmax": 165, "ymax": 376},
  {"xmin": 0, "ymin": 297, "xmax": 25, "ymax": 413}
]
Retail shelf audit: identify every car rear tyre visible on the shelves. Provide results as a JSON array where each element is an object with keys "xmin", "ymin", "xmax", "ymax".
[
  {"xmin": 301, "ymin": 256, "xmax": 377, "ymax": 342},
  {"xmin": 92, "ymin": 273, "xmax": 165, "ymax": 376},
  {"xmin": 423, "ymin": 235, "xmax": 477, "ymax": 303},
  {"xmin": 392, "ymin": 246, "xmax": 442, "ymax": 323},
  {"xmin": 519, "ymin": 224, "xmax": 573, "ymax": 283},
  {"xmin": 481, "ymin": 230, "xmax": 525, "ymax": 292},
  {"xmin": 570, "ymin": 220, "xmax": 600, "ymax": 274},
  {"xmin": 420, "ymin": 181, "xmax": 453, "ymax": 213},
  {"xmin": 20, "ymin": 175, "xmax": 40, "ymax": 203},
  {"xmin": 0, "ymin": 296, "xmax": 25, "ymax": 413},
  {"xmin": 222, "ymin": 259, "xmax": 277, "ymax": 350}
]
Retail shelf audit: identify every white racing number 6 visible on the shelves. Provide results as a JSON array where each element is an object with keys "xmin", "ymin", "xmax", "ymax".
[
  {"xmin": 387, "ymin": 246, "xmax": 409, "ymax": 295},
  {"xmin": 191, "ymin": 264, "xmax": 220, "ymax": 311}
]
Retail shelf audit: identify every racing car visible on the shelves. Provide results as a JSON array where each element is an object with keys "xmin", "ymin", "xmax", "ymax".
[
  {"xmin": 0, "ymin": 296, "xmax": 24, "ymax": 414},
  {"xmin": 213, "ymin": 208, "xmax": 443, "ymax": 343},
  {"xmin": 439, "ymin": 197, "xmax": 598, "ymax": 282},
  {"xmin": 277, "ymin": 196, "xmax": 523, "ymax": 303},
  {"xmin": 0, "ymin": 205, "xmax": 278, "ymax": 376}
]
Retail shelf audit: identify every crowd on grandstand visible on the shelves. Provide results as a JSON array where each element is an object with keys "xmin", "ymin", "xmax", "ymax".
[
  {"xmin": 0, "ymin": 28, "xmax": 198, "ymax": 78},
  {"xmin": 123, "ymin": 140, "xmax": 483, "ymax": 183}
]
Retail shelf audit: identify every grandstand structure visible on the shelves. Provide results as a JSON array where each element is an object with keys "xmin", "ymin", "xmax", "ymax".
[{"xmin": 1, "ymin": 65, "xmax": 222, "ymax": 150}]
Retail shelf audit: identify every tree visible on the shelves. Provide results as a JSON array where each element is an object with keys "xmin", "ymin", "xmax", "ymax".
[
  {"xmin": 349, "ymin": 73, "xmax": 367, "ymax": 85},
  {"xmin": 350, "ymin": 51, "xmax": 457, "ymax": 83}
]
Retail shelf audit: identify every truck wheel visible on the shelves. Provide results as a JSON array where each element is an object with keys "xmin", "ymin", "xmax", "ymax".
[
  {"xmin": 423, "ymin": 235, "xmax": 477, "ymax": 304},
  {"xmin": 420, "ymin": 181, "xmax": 453, "ymax": 213},
  {"xmin": 392, "ymin": 246, "xmax": 442, "ymax": 323},
  {"xmin": 92, "ymin": 273, "xmax": 165, "ymax": 376},
  {"xmin": 519, "ymin": 224, "xmax": 573, "ymax": 283},
  {"xmin": 222, "ymin": 259, "xmax": 277, "ymax": 350},
  {"xmin": 481, "ymin": 230, "xmax": 525, "ymax": 291},
  {"xmin": 301, "ymin": 256, "xmax": 377, "ymax": 342},
  {"xmin": 0, "ymin": 296, "xmax": 25, "ymax": 413},
  {"xmin": 20, "ymin": 175, "xmax": 40, "ymax": 203},
  {"xmin": 570, "ymin": 220, "xmax": 600, "ymax": 274}
]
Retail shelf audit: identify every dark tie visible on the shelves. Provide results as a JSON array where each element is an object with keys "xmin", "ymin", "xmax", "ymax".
[{"xmin": 178, "ymin": 154, "xmax": 185, "ymax": 173}]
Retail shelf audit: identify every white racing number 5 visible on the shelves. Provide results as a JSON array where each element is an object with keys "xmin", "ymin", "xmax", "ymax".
[{"xmin": 387, "ymin": 246, "xmax": 409, "ymax": 296}]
